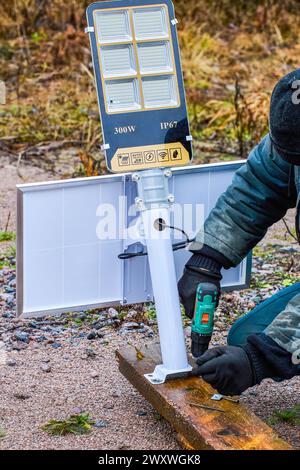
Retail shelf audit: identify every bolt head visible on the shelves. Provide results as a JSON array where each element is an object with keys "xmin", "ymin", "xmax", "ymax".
[
  {"xmin": 152, "ymin": 378, "xmax": 162, "ymax": 384},
  {"xmin": 135, "ymin": 197, "xmax": 144, "ymax": 208},
  {"xmin": 168, "ymin": 194, "xmax": 175, "ymax": 203},
  {"xmin": 132, "ymin": 173, "xmax": 140, "ymax": 182},
  {"xmin": 164, "ymin": 169, "xmax": 172, "ymax": 178}
]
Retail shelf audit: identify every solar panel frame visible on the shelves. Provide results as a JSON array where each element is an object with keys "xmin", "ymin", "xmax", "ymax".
[{"xmin": 16, "ymin": 160, "xmax": 251, "ymax": 318}]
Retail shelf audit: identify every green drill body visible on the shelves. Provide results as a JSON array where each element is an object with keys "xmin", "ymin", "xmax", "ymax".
[{"xmin": 191, "ymin": 283, "xmax": 218, "ymax": 358}]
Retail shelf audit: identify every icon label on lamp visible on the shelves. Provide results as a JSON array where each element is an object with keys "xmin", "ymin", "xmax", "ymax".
[
  {"xmin": 131, "ymin": 152, "xmax": 144, "ymax": 165},
  {"xmin": 144, "ymin": 151, "xmax": 156, "ymax": 163},
  {"xmin": 170, "ymin": 148, "xmax": 182, "ymax": 161},
  {"xmin": 118, "ymin": 154, "xmax": 130, "ymax": 166},
  {"xmin": 157, "ymin": 150, "xmax": 170, "ymax": 162},
  {"xmin": 111, "ymin": 143, "xmax": 190, "ymax": 172}
]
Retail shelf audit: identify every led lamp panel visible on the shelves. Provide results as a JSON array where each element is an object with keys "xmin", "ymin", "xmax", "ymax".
[
  {"xmin": 86, "ymin": 0, "xmax": 192, "ymax": 172},
  {"xmin": 95, "ymin": 10, "xmax": 132, "ymax": 43},
  {"xmin": 105, "ymin": 78, "xmax": 141, "ymax": 112},
  {"xmin": 133, "ymin": 7, "xmax": 168, "ymax": 39},
  {"xmin": 17, "ymin": 161, "xmax": 251, "ymax": 317},
  {"xmin": 100, "ymin": 44, "xmax": 136, "ymax": 78},
  {"xmin": 142, "ymin": 75, "xmax": 177, "ymax": 107},
  {"xmin": 138, "ymin": 41, "xmax": 172, "ymax": 73}
]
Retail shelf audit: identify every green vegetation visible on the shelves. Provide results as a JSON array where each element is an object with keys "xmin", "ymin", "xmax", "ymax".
[
  {"xmin": 0, "ymin": 244, "xmax": 16, "ymax": 269},
  {"xmin": 0, "ymin": 231, "xmax": 15, "ymax": 242},
  {"xmin": 269, "ymin": 405, "xmax": 300, "ymax": 426},
  {"xmin": 253, "ymin": 245, "xmax": 274, "ymax": 260},
  {"xmin": 41, "ymin": 413, "xmax": 94, "ymax": 436},
  {"xmin": 0, "ymin": 427, "xmax": 5, "ymax": 439},
  {"xmin": 145, "ymin": 305, "xmax": 157, "ymax": 321}
]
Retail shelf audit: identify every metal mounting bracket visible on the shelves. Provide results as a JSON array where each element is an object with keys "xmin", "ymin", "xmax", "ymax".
[
  {"xmin": 101, "ymin": 143, "xmax": 110, "ymax": 151},
  {"xmin": 144, "ymin": 364, "xmax": 192, "ymax": 385},
  {"xmin": 132, "ymin": 169, "xmax": 192, "ymax": 385}
]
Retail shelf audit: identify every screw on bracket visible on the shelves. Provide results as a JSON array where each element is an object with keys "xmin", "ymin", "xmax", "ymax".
[
  {"xmin": 132, "ymin": 173, "xmax": 140, "ymax": 182},
  {"xmin": 135, "ymin": 197, "xmax": 144, "ymax": 209}
]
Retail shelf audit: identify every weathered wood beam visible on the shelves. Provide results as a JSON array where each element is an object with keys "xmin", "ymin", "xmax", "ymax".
[{"xmin": 116, "ymin": 343, "xmax": 292, "ymax": 450}]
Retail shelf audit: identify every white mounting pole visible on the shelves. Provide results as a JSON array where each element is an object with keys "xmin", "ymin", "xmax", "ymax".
[{"xmin": 133, "ymin": 169, "xmax": 192, "ymax": 384}]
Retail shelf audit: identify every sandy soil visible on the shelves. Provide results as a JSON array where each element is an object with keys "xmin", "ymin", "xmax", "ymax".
[
  {"xmin": 0, "ymin": 152, "xmax": 299, "ymax": 450},
  {"xmin": 0, "ymin": 334, "xmax": 179, "ymax": 450}
]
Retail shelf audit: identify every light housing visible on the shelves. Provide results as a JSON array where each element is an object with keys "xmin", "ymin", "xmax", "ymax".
[{"xmin": 86, "ymin": 0, "xmax": 193, "ymax": 173}]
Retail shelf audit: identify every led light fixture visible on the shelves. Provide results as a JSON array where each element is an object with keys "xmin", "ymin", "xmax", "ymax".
[{"xmin": 86, "ymin": 0, "xmax": 193, "ymax": 172}]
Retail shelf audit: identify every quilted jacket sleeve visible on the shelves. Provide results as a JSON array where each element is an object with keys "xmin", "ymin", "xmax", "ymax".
[{"xmin": 189, "ymin": 134, "xmax": 297, "ymax": 266}]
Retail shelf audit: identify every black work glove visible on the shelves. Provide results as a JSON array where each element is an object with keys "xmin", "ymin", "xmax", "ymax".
[
  {"xmin": 178, "ymin": 253, "xmax": 222, "ymax": 319},
  {"xmin": 193, "ymin": 346, "xmax": 255, "ymax": 396}
]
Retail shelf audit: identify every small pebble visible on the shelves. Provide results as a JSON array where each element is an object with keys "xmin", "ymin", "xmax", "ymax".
[
  {"xmin": 15, "ymin": 332, "xmax": 29, "ymax": 343},
  {"xmin": 91, "ymin": 370, "xmax": 99, "ymax": 378},
  {"xmin": 72, "ymin": 407, "xmax": 83, "ymax": 415},
  {"xmin": 36, "ymin": 336, "xmax": 46, "ymax": 342},
  {"xmin": 85, "ymin": 348, "xmax": 96, "ymax": 359},
  {"xmin": 2, "ymin": 312, "xmax": 14, "ymax": 318},
  {"xmin": 108, "ymin": 307, "xmax": 119, "ymax": 319},
  {"xmin": 93, "ymin": 419, "xmax": 108, "ymax": 428},
  {"xmin": 122, "ymin": 322, "xmax": 139, "ymax": 329},
  {"xmin": 6, "ymin": 358, "xmax": 17, "ymax": 367},
  {"xmin": 104, "ymin": 403, "xmax": 114, "ymax": 410},
  {"xmin": 41, "ymin": 363, "xmax": 51, "ymax": 373},
  {"xmin": 13, "ymin": 392, "xmax": 30, "ymax": 400},
  {"xmin": 184, "ymin": 326, "xmax": 191, "ymax": 337},
  {"xmin": 87, "ymin": 331, "xmax": 97, "ymax": 340},
  {"xmin": 11, "ymin": 341, "xmax": 27, "ymax": 351}
]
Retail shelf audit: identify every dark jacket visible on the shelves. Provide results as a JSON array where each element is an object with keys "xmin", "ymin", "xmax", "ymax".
[{"xmin": 190, "ymin": 133, "xmax": 300, "ymax": 358}]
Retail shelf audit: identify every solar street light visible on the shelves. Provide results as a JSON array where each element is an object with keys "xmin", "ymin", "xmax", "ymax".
[
  {"xmin": 16, "ymin": 2, "xmax": 251, "ymax": 387},
  {"xmin": 86, "ymin": 0, "xmax": 195, "ymax": 382}
]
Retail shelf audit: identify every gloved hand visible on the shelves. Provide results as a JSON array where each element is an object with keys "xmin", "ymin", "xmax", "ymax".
[
  {"xmin": 193, "ymin": 346, "xmax": 255, "ymax": 396},
  {"xmin": 178, "ymin": 253, "xmax": 222, "ymax": 319}
]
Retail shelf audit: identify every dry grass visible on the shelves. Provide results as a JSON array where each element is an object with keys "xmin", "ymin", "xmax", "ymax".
[{"xmin": 1, "ymin": 0, "xmax": 300, "ymax": 171}]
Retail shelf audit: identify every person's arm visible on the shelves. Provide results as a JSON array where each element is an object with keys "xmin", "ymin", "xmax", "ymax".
[
  {"xmin": 179, "ymin": 133, "xmax": 296, "ymax": 319},
  {"xmin": 189, "ymin": 134, "xmax": 297, "ymax": 266},
  {"xmin": 179, "ymin": 134, "xmax": 299, "ymax": 379}
]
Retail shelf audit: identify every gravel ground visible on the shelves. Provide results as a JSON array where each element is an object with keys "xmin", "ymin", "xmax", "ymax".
[
  {"xmin": 0, "ymin": 152, "xmax": 299, "ymax": 450},
  {"xmin": 0, "ymin": 332, "xmax": 179, "ymax": 450}
]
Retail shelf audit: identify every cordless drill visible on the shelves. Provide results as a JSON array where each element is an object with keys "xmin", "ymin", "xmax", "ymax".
[{"xmin": 191, "ymin": 283, "xmax": 218, "ymax": 358}]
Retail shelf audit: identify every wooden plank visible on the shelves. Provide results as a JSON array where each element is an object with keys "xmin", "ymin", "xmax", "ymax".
[{"xmin": 116, "ymin": 343, "xmax": 292, "ymax": 450}]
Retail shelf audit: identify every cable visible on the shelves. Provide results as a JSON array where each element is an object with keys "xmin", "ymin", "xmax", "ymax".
[{"xmin": 118, "ymin": 222, "xmax": 195, "ymax": 260}]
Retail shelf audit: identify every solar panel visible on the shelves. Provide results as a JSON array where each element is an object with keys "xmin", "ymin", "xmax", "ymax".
[{"xmin": 17, "ymin": 161, "xmax": 250, "ymax": 317}]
